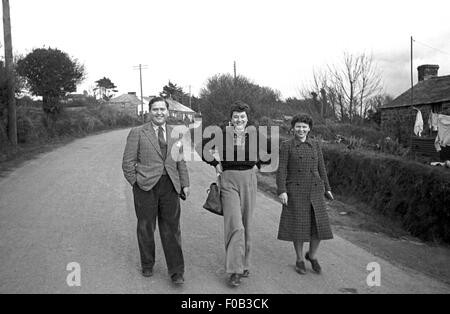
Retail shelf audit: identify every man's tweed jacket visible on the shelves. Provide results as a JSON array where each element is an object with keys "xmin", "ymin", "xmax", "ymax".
[{"xmin": 122, "ymin": 123, "xmax": 189, "ymax": 193}]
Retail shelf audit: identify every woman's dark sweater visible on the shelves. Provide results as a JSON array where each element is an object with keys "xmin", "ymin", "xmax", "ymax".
[{"xmin": 202, "ymin": 126, "xmax": 271, "ymax": 171}]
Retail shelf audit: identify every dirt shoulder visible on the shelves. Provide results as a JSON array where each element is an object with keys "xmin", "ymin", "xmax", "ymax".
[{"xmin": 257, "ymin": 171, "xmax": 450, "ymax": 286}]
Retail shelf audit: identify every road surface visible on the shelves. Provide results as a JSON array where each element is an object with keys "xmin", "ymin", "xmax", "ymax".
[{"xmin": 0, "ymin": 128, "xmax": 449, "ymax": 294}]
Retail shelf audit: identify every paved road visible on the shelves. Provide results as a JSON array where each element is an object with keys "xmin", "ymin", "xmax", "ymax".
[{"xmin": 0, "ymin": 128, "xmax": 449, "ymax": 294}]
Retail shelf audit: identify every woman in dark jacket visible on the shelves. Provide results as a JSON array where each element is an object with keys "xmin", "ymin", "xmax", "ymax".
[
  {"xmin": 202, "ymin": 100, "xmax": 271, "ymax": 287},
  {"xmin": 276, "ymin": 114, "xmax": 333, "ymax": 275}
]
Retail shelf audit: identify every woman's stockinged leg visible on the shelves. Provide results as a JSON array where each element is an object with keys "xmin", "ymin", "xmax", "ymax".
[
  {"xmin": 293, "ymin": 241, "xmax": 304, "ymax": 262},
  {"xmin": 309, "ymin": 239, "xmax": 320, "ymax": 259}
]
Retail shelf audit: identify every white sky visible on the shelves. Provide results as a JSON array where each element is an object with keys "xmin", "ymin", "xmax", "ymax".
[{"xmin": 2, "ymin": 0, "xmax": 450, "ymax": 99}]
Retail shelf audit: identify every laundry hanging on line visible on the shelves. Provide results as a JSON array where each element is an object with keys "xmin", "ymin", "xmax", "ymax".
[
  {"xmin": 428, "ymin": 112, "xmax": 439, "ymax": 132},
  {"xmin": 434, "ymin": 114, "xmax": 450, "ymax": 151},
  {"xmin": 413, "ymin": 109, "xmax": 423, "ymax": 137}
]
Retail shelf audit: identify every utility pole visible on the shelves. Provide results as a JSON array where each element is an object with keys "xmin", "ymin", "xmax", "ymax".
[
  {"xmin": 233, "ymin": 61, "xmax": 237, "ymax": 100},
  {"xmin": 411, "ymin": 36, "xmax": 414, "ymax": 108},
  {"xmin": 189, "ymin": 85, "xmax": 192, "ymax": 108},
  {"xmin": 133, "ymin": 64, "xmax": 148, "ymax": 123},
  {"xmin": 2, "ymin": 0, "xmax": 17, "ymax": 147}
]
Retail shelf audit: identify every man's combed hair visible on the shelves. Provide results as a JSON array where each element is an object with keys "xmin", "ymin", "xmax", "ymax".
[
  {"xmin": 149, "ymin": 97, "xmax": 169, "ymax": 110},
  {"xmin": 229, "ymin": 100, "xmax": 250, "ymax": 118},
  {"xmin": 291, "ymin": 114, "xmax": 314, "ymax": 129}
]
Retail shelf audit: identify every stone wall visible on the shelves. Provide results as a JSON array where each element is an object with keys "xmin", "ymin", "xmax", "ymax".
[
  {"xmin": 381, "ymin": 105, "xmax": 433, "ymax": 144},
  {"xmin": 108, "ymin": 102, "xmax": 138, "ymax": 116}
]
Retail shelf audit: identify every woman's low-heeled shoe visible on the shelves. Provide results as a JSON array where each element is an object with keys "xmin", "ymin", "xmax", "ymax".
[
  {"xmin": 305, "ymin": 252, "xmax": 322, "ymax": 274},
  {"xmin": 295, "ymin": 261, "xmax": 306, "ymax": 275},
  {"xmin": 242, "ymin": 270, "xmax": 250, "ymax": 278},
  {"xmin": 228, "ymin": 273, "xmax": 241, "ymax": 287}
]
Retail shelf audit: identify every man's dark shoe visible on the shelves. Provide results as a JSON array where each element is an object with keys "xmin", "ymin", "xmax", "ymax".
[
  {"xmin": 228, "ymin": 273, "xmax": 241, "ymax": 287},
  {"xmin": 171, "ymin": 273, "xmax": 185, "ymax": 285},
  {"xmin": 295, "ymin": 261, "xmax": 306, "ymax": 275},
  {"xmin": 142, "ymin": 268, "xmax": 153, "ymax": 277},
  {"xmin": 242, "ymin": 270, "xmax": 250, "ymax": 278},
  {"xmin": 305, "ymin": 252, "xmax": 322, "ymax": 274}
]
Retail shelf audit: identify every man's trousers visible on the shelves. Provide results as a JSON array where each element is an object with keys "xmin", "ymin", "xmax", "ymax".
[{"xmin": 133, "ymin": 175, "xmax": 184, "ymax": 276}]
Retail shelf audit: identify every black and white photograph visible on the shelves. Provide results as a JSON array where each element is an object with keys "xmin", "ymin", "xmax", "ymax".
[{"xmin": 0, "ymin": 0, "xmax": 449, "ymax": 300}]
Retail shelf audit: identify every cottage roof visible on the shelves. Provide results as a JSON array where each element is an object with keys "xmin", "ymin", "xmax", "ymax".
[
  {"xmin": 382, "ymin": 75, "xmax": 450, "ymax": 109},
  {"xmin": 166, "ymin": 98, "xmax": 195, "ymax": 113},
  {"xmin": 109, "ymin": 94, "xmax": 142, "ymax": 106},
  {"xmin": 143, "ymin": 96, "xmax": 195, "ymax": 113}
]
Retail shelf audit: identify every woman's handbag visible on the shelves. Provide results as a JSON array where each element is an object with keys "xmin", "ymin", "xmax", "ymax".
[{"xmin": 203, "ymin": 180, "xmax": 223, "ymax": 216}]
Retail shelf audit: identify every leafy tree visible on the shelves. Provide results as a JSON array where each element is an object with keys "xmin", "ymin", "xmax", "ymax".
[
  {"xmin": 160, "ymin": 81, "xmax": 185, "ymax": 101},
  {"xmin": 16, "ymin": 47, "xmax": 85, "ymax": 116},
  {"xmin": 94, "ymin": 77, "xmax": 117, "ymax": 100},
  {"xmin": 199, "ymin": 74, "xmax": 281, "ymax": 126}
]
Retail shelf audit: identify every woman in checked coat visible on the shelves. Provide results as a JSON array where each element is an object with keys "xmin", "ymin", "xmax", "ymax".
[{"xmin": 276, "ymin": 114, "xmax": 334, "ymax": 275}]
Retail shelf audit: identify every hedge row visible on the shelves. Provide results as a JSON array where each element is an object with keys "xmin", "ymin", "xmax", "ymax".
[
  {"xmin": 0, "ymin": 105, "xmax": 142, "ymax": 162},
  {"xmin": 323, "ymin": 144, "xmax": 450, "ymax": 243}
]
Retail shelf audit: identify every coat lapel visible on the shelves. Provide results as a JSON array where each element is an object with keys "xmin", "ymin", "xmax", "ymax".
[{"xmin": 142, "ymin": 123, "xmax": 163, "ymax": 158}]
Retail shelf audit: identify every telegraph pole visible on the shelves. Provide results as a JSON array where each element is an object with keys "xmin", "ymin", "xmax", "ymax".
[
  {"xmin": 133, "ymin": 64, "xmax": 148, "ymax": 123},
  {"xmin": 411, "ymin": 36, "xmax": 414, "ymax": 108},
  {"xmin": 233, "ymin": 61, "xmax": 237, "ymax": 100},
  {"xmin": 2, "ymin": 0, "xmax": 17, "ymax": 147},
  {"xmin": 189, "ymin": 85, "xmax": 192, "ymax": 108}
]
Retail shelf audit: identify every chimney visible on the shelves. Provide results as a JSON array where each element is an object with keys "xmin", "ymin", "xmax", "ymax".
[{"xmin": 418, "ymin": 64, "xmax": 439, "ymax": 82}]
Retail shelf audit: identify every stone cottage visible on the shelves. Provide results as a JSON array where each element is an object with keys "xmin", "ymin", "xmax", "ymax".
[
  {"xmin": 380, "ymin": 64, "xmax": 450, "ymax": 158},
  {"xmin": 108, "ymin": 92, "xmax": 142, "ymax": 116},
  {"xmin": 108, "ymin": 93, "xmax": 196, "ymax": 124}
]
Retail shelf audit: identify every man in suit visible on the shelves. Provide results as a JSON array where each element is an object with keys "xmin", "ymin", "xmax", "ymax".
[{"xmin": 122, "ymin": 97, "xmax": 190, "ymax": 285}]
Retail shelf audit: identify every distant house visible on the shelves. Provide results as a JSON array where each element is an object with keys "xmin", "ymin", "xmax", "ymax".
[
  {"xmin": 107, "ymin": 92, "xmax": 142, "ymax": 116},
  {"xmin": 62, "ymin": 93, "xmax": 89, "ymax": 103},
  {"xmin": 108, "ymin": 93, "xmax": 196, "ymax": 122},
  {"xmin": 140, "ymin": 96, "xmax": 196, "ymax": 122},
  {"xmin": 61, "ymin": 93, "xmax": 89, "ymax": 108},
  {"xmin": 60, "ymin": 93, "xmax": 91, "ymax": 111},
  {"xmin": 380, "ymin": 64, "xmax": 450, "ymax": 158}
]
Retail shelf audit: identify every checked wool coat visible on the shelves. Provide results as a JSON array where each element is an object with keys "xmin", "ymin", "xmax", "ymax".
[{"xmin": 276, "ymin": 137, "xmax": 333, "ymax": 241}]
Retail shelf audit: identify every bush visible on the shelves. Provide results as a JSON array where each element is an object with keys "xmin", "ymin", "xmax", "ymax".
[
  {"xmin": 323, "ymin": 144, "xmax": 450, "ymax": 243},
  {"xmin": 378, "ymin": 137, "xmax": 410, "ymax": 157},
  {"xmin": 258, "ymin": 116, "xmax": 273, "ymax": 127},
  {"xmin": 327, "ymin": 122, "xmax": 385, "ymax": 145},
  {"xmin": 310, "ymin": 124, "xmax": 335, "ymax": 140}
]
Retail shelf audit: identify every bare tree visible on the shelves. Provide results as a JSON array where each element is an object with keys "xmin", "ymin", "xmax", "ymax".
[
  {"xmin": 299, "ymin": 51, "xmax": 384, "ymax": 123},
  {"xmin": 298, "ymin": 68, "xmax": 336, "ymax": 119},
  {"xmin": 357, "ymin": 53, "xmax": 383, "ymax": 118},
  {"xmin": 328, "ymin": 52, "xmax": 363, "ymax": 121}
]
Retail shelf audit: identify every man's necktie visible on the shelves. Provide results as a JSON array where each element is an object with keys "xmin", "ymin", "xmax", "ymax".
[{"xmin": 158, "ymin": 126, "xmax": 167, "ymax": 158}]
